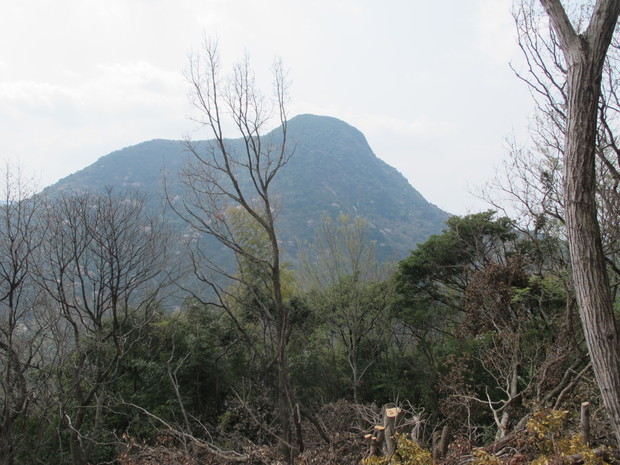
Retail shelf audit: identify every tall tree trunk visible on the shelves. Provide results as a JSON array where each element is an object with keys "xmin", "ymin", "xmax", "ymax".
[
  {"xmin": 539, "ymin": 0, "xmax": 620, "ymax": 445},
  {"xmin": 276, "ymin": 334, "xmax": 294, "ymax": 463},
  {"xmin": 565, "ymin": 54, "xmax": 620, "ymax": 446}
]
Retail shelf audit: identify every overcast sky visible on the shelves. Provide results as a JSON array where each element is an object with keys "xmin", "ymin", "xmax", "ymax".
[{"xmin": 0, "ymin": 0, "xmax": 534, "ymax": 215}]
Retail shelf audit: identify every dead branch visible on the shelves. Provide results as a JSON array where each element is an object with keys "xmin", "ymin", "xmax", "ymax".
[{"xmin": 122, "ymin": 401, "xmax": 250, "ymax": 462}]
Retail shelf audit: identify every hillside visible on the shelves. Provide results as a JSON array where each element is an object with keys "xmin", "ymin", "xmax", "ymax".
[{"xmin": 45, "ymin": 114, "xmax": 449, "ymax": 262}]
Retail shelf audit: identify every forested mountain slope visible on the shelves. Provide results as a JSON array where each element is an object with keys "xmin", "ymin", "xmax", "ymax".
[{"xmin": 46, "ymin": 114, "xmax": 449, "ymax": 261}]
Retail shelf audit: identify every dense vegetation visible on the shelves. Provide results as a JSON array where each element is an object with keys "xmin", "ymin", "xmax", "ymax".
[
  {"xmin": 4, "ymin": 2, "xmax": 620, "ymax": 464},
  {"xmin": 0, "ymin": 183, "xmax": 610, "ymax": 464}
]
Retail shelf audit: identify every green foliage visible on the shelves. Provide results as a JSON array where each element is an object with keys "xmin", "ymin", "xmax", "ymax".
[
  {"xmin": 392, "ymin": 212, "xmax": 524, "ymax": 417},
  {"xmin": 361, "ymin": 434, "xmax": 433, "ymax": 465},
  {"xmin": 396, "ymin": 211, "xmax": 517, "ymax": 315},
  {"xmin": 472, "ymin": 449, "xmax": 502, "ymax": 465},
  {"xmin": 215, "ymin": 390, "xmax": 276, "ymax": 448},
  {"xmin": 294, "ymin": 277, "xmax": 395, "ymax": 402},
  {"xmin": 393, "ymin": 209, "xmax": 586, "ymax": 441},
  {"xmin": 0, "ymin": 155, "xmax": 591, "ymax": 464},
  {"xmin": 298, "ymin": 213, "xmax": 396, "ymax": 402},
  {"xmin": 112, "ymin": 304, "xmax": 235, "ymax": 438},
  {"xmin": 525, "ymin": 409, "xmax": 606, "ymax": 465},
  {"xmin": 526, "ymin": 408, "xmax": 571, "ymax": 453},
  {"xmin": 470, "ymin": 409, "xmax": 605, "ymax": 465}
]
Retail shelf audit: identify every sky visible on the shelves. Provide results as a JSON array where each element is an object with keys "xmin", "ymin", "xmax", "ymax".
[{"xmin": 0, "ymin": 0, "xmax": 534, "ymax": 215}]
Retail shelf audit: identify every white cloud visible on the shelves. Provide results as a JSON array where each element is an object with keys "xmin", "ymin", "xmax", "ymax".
[
  {"xmin": 0, "ymin": 59, "xmax": 191, "ymax": 189},
  {"xmin": 0, "ymin": 80, "xmax": 79, "ymax": 109},
  {"xmin": 0, "ymin": 61, "xmax": 186, "ymax": 116}
]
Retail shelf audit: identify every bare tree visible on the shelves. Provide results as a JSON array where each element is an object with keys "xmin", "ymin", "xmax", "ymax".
[
  {"xmin": 0, "ymin": 167, "xmax": 49, "ymax": 465},
  {"xmin": 511, "ymin": 0, "xmax": 620, "ymax": 444},
  {"xmin": 38, "ymin": 189, "xmax": 168, "ymax": 465},
  {"xmin": 171, "ymin": 40, "xmax": 301, "ymax": 462}
]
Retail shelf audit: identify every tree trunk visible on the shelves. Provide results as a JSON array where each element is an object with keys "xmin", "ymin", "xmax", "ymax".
[
  {"xmin": 276, "ymin": 337, "xmax": 294, "ymax": 463},
  {"xmin": 272, "ymin": 223, "xmax": 301, "ymax": 463},
  {"xmin": 564, "ymin": 25, "xmax": 620, "ymax": 451},
  {"xmin": 0, "ymin": 422, "xmax": 14, "ymax": 465},
  {"xmin": 539, "ymin": 0, "xmax": 620, "ymax": 446},
  {"xmin": 69, "ymin": 429, "xmax": 86, "ymax": 465}
]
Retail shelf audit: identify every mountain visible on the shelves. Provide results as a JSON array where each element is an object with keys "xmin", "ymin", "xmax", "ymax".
[{"xmin": 45, "ymin": 114, "xmax": 449, "ymax": 262}]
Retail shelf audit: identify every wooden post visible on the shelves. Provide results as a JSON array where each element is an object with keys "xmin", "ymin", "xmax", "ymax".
[
  {"xmin": 432, "ymin": 430, "xmax": 441, "ymax": 461},
  {"xmin": 384, "ymin": 406, "xmax": 402, "ymax": 455},
  {"xmin": 439, "ymin": 425, "xmax": 451, "ymax": 458},
  {"xmin": 375, "ymin": 425, "xmax": 386, "ymax": 449},
  {"xmin": 581, "ymin": 402, "xmax": 591, "ymax": 446},
  {"xmin": 367, "ymin": 426, "xmax": 385, "ymax": 458}
]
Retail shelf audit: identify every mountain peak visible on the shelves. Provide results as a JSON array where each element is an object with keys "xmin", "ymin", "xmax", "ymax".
[
  {"xmin": 287, "ymin": 114, "xmax": 368, "ymax": 150},
  {"xmin": 43, "ymin": 114, "xmax": 449, "ymax": 261},
  {"xmin": 289, "ymin": 113, "xmax": 358, "ymax": 129}
]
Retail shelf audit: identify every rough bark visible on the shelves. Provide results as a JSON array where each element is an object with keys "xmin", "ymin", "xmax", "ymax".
[
  {"xmin": 538, "ymin": 0, "xmax": 620, "ymax": 445},
  {"xmin": 439, "ymin": 425, "xmax": 451, "ymax": 459}
]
